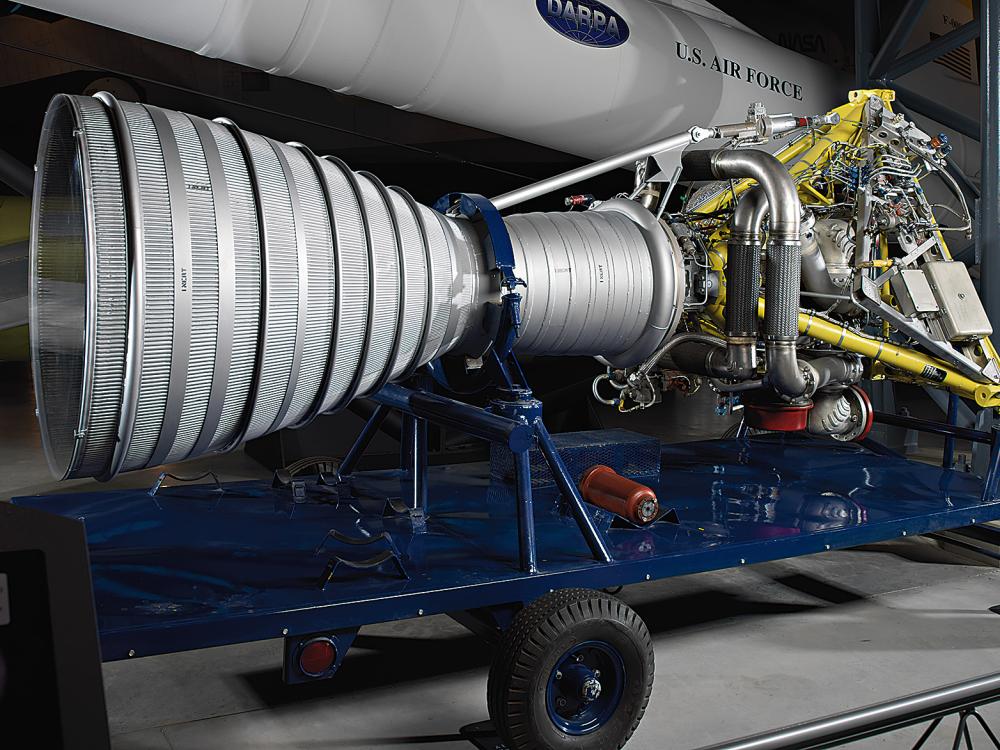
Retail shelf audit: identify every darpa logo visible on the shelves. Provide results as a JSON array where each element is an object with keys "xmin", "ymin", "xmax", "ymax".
[{"xmin": 537, "ymin": 0, "xmax": 629, "ymax": 48}]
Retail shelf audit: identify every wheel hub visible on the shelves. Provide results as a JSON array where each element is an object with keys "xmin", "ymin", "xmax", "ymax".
[
  {"xmin": 581, "ymin": 676, "xmax": 602, "ymax": 702},
  {"xmin": 546, "ymin": 641, "xmax": 626, "ymax": 735}
]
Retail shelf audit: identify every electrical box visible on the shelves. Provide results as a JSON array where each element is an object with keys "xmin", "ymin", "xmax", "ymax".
[
  {"xmin": 923, "ymin": 261, "xmax": 993, "ymax": 341},
  {"xmin": 891, "ymin": 269, "xmax": 939, "ymax": 318}
]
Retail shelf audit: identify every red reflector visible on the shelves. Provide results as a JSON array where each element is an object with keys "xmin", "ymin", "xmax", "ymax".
[{"xmin": 299, "ymin": 638, "xmax": 337, "ymax": 677}]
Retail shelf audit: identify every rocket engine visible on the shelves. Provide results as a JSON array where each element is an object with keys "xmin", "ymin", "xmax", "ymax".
[{"xmin": 29, "ymin": 89, "xmax": 999, "ymax": 480}]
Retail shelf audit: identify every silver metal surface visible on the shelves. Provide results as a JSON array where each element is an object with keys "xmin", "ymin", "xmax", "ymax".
[
  {"xmin": 31, "ymin": 94, "xmax": 129, "ymax": 480},
  {"xmin": 205, "ymin": 118, "xmax": 262, "ymax": 452},
  {"xmin": 93, "ymin": 92, "xmax": 144, "ymax": 479},
  {"xmin": 265, "ymin": 140, "xmax": 310, "ymax": 435},
  {"xmin": 187, "ymin": 114, "xmax": 236, "ymax": 459},
  {"xmin": 923, "ymin": 260, "xmax": 993, "ymax": 342},
  {"xmin": 808, "ymin": 387, "xmax": 869, "ymax": 441},
  {"xmin": 241, "ymin": 131, "xmax": 302, "ymax": 442},
  {"xmin": 30, "ymin": 94, "xmax": 683, "ymax": 478},
  {"xmin": 144, "ymin": 105, "xmax": 193, "ymax": 469},
  {"xmin": 160, "ymin": 108, "xmax": 221, "ymax": 465},
  {"xmin": 891, "ymin": 269, "xmax": 939, "ymax": 317},
  {"xmin": 854, "ymin": 274, "xmax": 995, "ymax": 381},
  {"xmin": 506, "ymin": 200, "xmax": 682, "ymax": 367}
]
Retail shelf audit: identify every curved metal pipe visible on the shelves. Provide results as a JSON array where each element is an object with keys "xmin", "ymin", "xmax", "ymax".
[
  {"xmin": 731, "ymin": 184, "xmax": 769, "ymax": 240},
  {"xmin": 711, "ymin": 150, "xmax": 800, "ymax": 240},
  {"xmin": 707, "ymin": 149, "xmax": 807, "ymax": 399},
  {"xmin": 808, "ymin": 354, "xmax": 863, "ymax": 391},
  {"xmin": 766, "ymin": 349, "xmax": 863, "ymax": 400},
  {"xmin": 665, "ymin": 337, "xmax": 728, "ymax": 378}
]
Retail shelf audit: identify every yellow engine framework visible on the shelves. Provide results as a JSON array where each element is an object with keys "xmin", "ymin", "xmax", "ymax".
[{"xmin": 692, "ymin": 89, "xmax": 1000, "ymax": 408}]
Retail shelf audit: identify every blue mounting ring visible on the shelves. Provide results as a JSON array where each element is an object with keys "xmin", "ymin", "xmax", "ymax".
[
  {"xmin": 431, "ymin": 192, "xmax": 528, "ymax": 391},
  {"xmin": 432, "ymin": 192, "xmax": 524, "ymax": 291},
  {"xmin": 546, "ymin": 640, "xmax": 626, "ymax": 735}
]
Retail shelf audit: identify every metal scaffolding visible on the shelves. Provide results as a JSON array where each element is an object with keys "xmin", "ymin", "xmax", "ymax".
[{"xmin": 854, "ymin": 0, "xmax": 1000, "ymax": 329}]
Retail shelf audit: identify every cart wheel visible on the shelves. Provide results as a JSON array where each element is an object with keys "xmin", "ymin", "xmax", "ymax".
[{"xmin": 487, "ymin": 588, "xmax": 653, "ymax": 750}]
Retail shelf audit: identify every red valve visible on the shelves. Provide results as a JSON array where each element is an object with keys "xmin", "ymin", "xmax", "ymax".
[{"xmin": 564, "ymin": 193, "xmax": 595, "ymax": 208}]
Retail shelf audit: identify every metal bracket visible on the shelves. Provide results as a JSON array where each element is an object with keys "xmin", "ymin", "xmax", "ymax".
[
  {"xmin": 433, "ymin": 192, "xmax": 529, "ymax": 391},
  {"xmin": 433, "ymin": 192, "xmax": 524, "ymax": 292},
  {"xmin": 148, "ymin": 471, "xmax": 224, "ymax": 497},
  {"xmin": 315, "ymin": 529, "xmax": 408, "ymax": 589},
  {"xmin": 854, "ymin": 277, "xmax": 997, "ymax": 382}
]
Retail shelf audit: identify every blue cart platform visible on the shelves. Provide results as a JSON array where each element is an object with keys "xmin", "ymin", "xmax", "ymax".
[{"xmin": 13, "ymin": 433, "xmax": 1000, "ymax": 665}]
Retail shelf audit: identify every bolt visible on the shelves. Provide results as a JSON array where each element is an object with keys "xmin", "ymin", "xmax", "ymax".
[
  {"xmin": 282, "ymin": 628, "xmax": 288, "ymax": 636},
  {"xmin": 594, "ymin": 670, "xmax": 601, "ymax": 678},
  {"xmin": 575, "ymin": 654, "xmax": 584, "ymax": 663},
  {"xmin": 418, "ymin": 609, "xmax": 424, "ymax": 616},
  {"xmin": 901, "ymin": 531, "xmax": 907, "ymax": 536},
  {"xmin": 555, "ymin": 671, "xmax": 562, "ymax": 680},
  {"xmin": 128, "ymin": 649, "xmax": 136, "ymax": 657},
  {"xmin": 581, "ymin": 677, "xmax": 602, "ymax": 701},
  {"xmin": 645, "ymin": 573, "xmax": 651, "ymax": 581},
  {"xmin": 557, "ymin": 697, "xmax": 568, "ymax": 708},
  {"xmin": 824, "ymin": 544, "xmax": 831, "ymax": 550},
  {"xmin": 740, "ymin": 558, "xmax": 746, "ymax": 564}
]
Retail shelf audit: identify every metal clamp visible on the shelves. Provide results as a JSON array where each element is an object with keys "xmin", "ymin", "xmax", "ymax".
[
  {"xmin": 433, "ymin": 192, "xmax": 524, "ymax": 292},
  {"xmin": 315, "ymin": 529, "xmax": 408, "ymax": 589},
  {"xmin": 148, "ymin": 470, "xmax": 225, "ymax": 497},
  {"xmin": 433, "ymin": 192, "xmax": 527, "ymax": 388}
]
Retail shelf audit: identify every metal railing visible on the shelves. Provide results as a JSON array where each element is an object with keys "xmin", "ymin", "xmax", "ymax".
[{"xmin": 693, "ymin": 672, "xmax": 1000, "ymax": 750}]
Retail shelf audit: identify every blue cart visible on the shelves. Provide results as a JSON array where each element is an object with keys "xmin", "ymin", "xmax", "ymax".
[{"xmin": 14, "ymin": 383, "xmax": 1000, "ymax": 750}]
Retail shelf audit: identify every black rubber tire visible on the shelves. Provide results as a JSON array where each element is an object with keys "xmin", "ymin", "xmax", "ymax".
[{"xmin": 487, "ymin": 588, "xmax": 654, "ymax": 750}]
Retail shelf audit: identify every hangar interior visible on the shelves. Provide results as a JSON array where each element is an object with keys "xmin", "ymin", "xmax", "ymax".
[{"xmin": 0, "ymin": 1, "xmax": 998, "ymax": 749}]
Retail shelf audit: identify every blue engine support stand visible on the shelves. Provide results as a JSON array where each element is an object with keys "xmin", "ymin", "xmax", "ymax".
[{"xmin": 334, "ymin": 191, "xmax": 613, "ymax": 573}]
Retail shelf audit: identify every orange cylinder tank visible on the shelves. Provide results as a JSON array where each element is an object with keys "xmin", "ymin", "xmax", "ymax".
[{"xmin": 578, "ymin": 465, "xmax": 659, "ymax": 525}]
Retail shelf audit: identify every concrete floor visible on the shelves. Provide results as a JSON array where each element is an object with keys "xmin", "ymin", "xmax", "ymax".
[{"xmin": 3, "ymin": 360, "xmax": 1000, "ymax": 748}]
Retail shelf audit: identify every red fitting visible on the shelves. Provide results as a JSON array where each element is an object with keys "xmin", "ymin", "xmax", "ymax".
[
  {"xmin": 579, "ymin": 465, "xmax": 659, "ymax": 524},
  {"xmin": 851, "ymin": 385, "xmax": 874, "ymax": 442},
  {"xmin": 744, "ymin": 402, "xmax": 813, "ymax": 431},
  {"xmin": 564, "ymin": 193, "xmax": 595, "ymax": 207}
]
